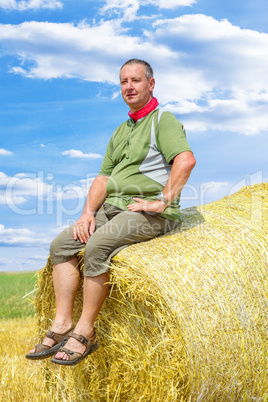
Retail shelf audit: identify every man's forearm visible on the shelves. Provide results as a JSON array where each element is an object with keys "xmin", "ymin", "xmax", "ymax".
[
  {"xmin": 128, "ymin": 151, "xmax": 196, "ymax": 214},
  {"xmin": 82, "ymin": 175, "xmax": 109, "ymax": 216},
  {"xmin": 73, "ymin": 175, "xmax": 109, "ymax": 242},
  {"xmin": 162, "ymin": 151, "xmax": 196, "ymax": 204}
]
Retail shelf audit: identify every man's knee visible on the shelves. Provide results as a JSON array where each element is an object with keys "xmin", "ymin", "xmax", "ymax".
[
  {"xmin": 50, "ymin": 236, "xmax": 58, "ymax": 261},
  {"xmin": 49, "ymin": 225, "xmax": 83, "ymax": 264},
  {"xmin": 83, "ymin": 240, "xmax": 101, "ymax": 264},
  {"xmin": 50, "ymin": 235, "xmax": 67, "ymax": 264}
]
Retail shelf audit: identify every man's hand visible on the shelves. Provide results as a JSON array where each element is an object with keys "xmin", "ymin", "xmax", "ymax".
[
  {"xmin": 73, "ymin": 214, "xmax": 95, "ymax": 244},
  {"xmin": 72, "ymin": 174, "xmax": 109, "ymax": 244},
  {"xmin": 127, "ymin": 197, "xmax": 167, "ymax": 214}
]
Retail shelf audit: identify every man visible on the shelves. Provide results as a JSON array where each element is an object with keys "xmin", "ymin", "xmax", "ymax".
[{"xmin": 26, "ymin": 59, "xmax": 196, "ymax": 366}]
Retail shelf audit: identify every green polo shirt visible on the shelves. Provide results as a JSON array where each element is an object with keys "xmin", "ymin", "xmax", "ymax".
[{"xmin": 99, "ymin": 108, "xmax": 192, "ymax": 222}]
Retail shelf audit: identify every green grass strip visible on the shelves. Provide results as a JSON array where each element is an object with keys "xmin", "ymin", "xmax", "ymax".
[{"xmin": 0, "ymin": 272, "xmax": 37, "ymax": 319}]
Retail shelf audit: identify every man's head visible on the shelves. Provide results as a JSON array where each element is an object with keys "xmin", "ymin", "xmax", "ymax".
[
  {"xmin": 120, "ymin": 59, "xmax": 154, "ymax": 81},
  {"xmin": 120, "ymin": 59, "xmax": 155, "ymax": 113}
]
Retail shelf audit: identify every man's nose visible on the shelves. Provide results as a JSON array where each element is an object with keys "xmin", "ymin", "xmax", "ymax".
[{"xmin": 126, "ymin": 80, "xmax": 134, "ymax": 90}]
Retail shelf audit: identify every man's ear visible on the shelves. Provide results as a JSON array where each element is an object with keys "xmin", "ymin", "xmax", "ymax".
[{"xmin": 149, "ymin": 77, "xmax": 155, "ymax": 92}]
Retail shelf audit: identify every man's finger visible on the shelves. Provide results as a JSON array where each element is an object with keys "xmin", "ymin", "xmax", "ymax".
[
  {"xmin": 73, "ymin": 224, "xmax": 88, "ymax": 243},
  {"xmin": 132, "ymin": 197, "xmax": 145, "ymax": 202},
  {"xmin": 79, "ymin": 230, "xmax": 89, "ymax": 244},
  {"xmin": 89, "ymin": 220, "xmax": 95, "ymax": 236},
  {"xmin": 128, "ymin": 203, "xmax": 144, "ymax": 211}
]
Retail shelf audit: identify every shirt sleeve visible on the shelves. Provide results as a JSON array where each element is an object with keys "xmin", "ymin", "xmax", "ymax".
[
  {"xmin": 156, "ymin": 111, "xmax": 192, "ymax": 164},
  {"xmin": 99, "ymin": 136, "xmax": 114, "ymax": 176}
]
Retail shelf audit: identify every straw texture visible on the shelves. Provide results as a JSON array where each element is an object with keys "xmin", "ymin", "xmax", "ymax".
[{"xmin": 34, "ymin": 182, "xmax": 268, "ymax": 401}]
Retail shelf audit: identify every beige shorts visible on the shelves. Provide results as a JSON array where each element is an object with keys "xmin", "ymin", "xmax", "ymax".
[{"xmin": 50, "ymin": 203, "xmax": 179, "ymax": 276}]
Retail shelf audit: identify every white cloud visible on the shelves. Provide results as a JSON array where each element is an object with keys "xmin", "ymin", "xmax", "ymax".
[
  {"xmin": 155, "ymin": 0, "xmax": 195, "ymax": 7},
  {"xmin": 0, "ymin": 171, "xmax": 95, "ymax": 235},
  {"xmin": 0, "ymin": 257, "xmax": 13, "ymax": 266},
  {"xmin": 23, "ymin": 255, "xmax": 48, "ymax": 268},
  {"xmin": 0, "ymin": 20, "xmax": 175, "ymax": 82},
  {"xmin": 151, "ymin": 14, "xmax": 268, "ymax": 95},
  {"xmin": 53, "ymin": 178, "xmax": 94, "ymax": 201},
  {"xmin": 164, "ymin": 90, "xmax": 268, "ymax": 135},
  {"xmin": 0, "ymin": 171, "xmax": 95, "ymax": 202},
  {"xmin": 99, "ymin": 0, "xmax": 195, "ymax": 22},
  {"xmin": 0, "ymin": 171, "xmax": 95, "ymax": 223},
  {"xmin": 163, "ymin": 100, "xmax": 204, "ymax": 115},
  {"xmin": 25, "ymin": 255, "xmax": 47, "ymax": 261},
  {"xmin": 0, "ymin": 148, "xmax": 13, "ymax": 155},
  {"xmin": 50, "ymin": 224, "xmax": 70, "ymax": 235},
  {"xmin": 0, "ymin": 171, "xmax": 54, "ymax": 205},
  {"xmin": 100, "ymin": 0, "xmax": 195, "ymax": 20},
  {"xmin": 0, "ymin": 251, "xmax": 49, "ymax": 271},
  {"xmin": 149, "ymin": 14, "xmax": 268, "ymax": 135},
  {"xmin": 0, "ymin": 194, "xmax": 27, "ymax": 204},
  {"xmin": 0, "ymin": 14, "xmax": 268, "ymax": 135},
  {"xmin": 0, "ymin": 224, "xmax": 50, "ymax": 246},
  {"xmin": 100, "ymin": 0, "xmax": 140, "ymax": 21},
  {"xmin": 62, "ymin": 149, "xmax": 102, "ymax": 159},
  {"xmin": 0, "ymin": 0, "xmax": 63, "ymax": 10}
]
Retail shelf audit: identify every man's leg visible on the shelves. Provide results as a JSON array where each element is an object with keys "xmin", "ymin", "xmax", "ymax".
[
  {"xmin": 29, "ymin": 257, "xmax": 80, "ymax": 353},
  {"xmin": 29, "ymin": 207, "xmax": 110, "ymax": 355},
  {"xmin": 53, "ymin": 258, "xmax": 80, "ymax": 327},
  {"xmin": 54, "ymin": 271, "xmax": 110, "ymax": 361},
  {"xmin": 53, "ymin": 207, "xmax": 178, "ymax": 361}
]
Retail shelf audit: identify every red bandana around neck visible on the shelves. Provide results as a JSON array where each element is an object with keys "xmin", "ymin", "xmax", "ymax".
[{"xmin": 128, "ymin": 97, "xmax": 159, "ymax": 122}]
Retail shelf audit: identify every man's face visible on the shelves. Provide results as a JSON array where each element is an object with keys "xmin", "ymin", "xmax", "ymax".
[{"xmin": 120, "ymin": 63, "xmax": 155, "ymax": 112}]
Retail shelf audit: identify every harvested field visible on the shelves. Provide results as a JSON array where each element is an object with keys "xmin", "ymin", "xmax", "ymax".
[
  {"xmin": 0, "ymin": 317, "xmax": 48, "ymax": 401},
  {"xmin": 30, "ymin": 183, "xmax": 268, "ymax": 401}
]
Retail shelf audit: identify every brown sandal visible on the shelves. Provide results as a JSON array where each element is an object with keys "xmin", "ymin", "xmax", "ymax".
[
  {"xmin": 51, "ymin": 330, "xmax": 99, "ymax": 366},
  {"xmin": 25, "ymin": 326, "xmax": 74, "ymax": 360}
]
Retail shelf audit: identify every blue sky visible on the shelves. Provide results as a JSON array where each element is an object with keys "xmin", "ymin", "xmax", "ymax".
[{"xmin": 0, "ymin": 0, "xmax": 267, "ymax": 272}]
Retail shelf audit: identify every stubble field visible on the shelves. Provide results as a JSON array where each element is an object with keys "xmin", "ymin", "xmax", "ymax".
[{"xmin": 0, "ymin": 272, "xmax": 51, "ymax": 402}]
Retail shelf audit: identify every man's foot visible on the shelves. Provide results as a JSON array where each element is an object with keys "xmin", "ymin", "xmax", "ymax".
[
  {"xmin": 51, "ymin": 329, "xmax": 99, "ymax": 366},
  {"xmin": 53, "ymin": 327, "xmax": 94, "ymax": 362},
  {"xmin": 26, "ymin": 322, "xmax": 74, "ymax": 360}
]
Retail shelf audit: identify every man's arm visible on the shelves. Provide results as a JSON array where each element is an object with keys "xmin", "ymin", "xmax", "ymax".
[
  {"xmin": 73, "ymin": 174, "xmax": 109, "ymax": 243},
  {"xmin": 127, "ymin": 151, "xmax": 196, "ymax": 213}
]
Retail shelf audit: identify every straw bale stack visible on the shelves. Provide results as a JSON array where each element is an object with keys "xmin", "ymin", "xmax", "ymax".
[{"xmin": 34, "ymin": 182, "xmax": 268, "ymax": 401}]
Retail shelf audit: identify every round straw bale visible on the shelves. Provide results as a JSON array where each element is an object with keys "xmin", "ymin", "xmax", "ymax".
[{"xmin": 34, "ymin": 182, "xmax": 268, "ymax": 401}]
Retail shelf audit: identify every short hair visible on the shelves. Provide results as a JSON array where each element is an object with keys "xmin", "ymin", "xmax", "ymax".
[{"xmin": 120, "ymin": 59, "xmax": 154, "ymax": 81}]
